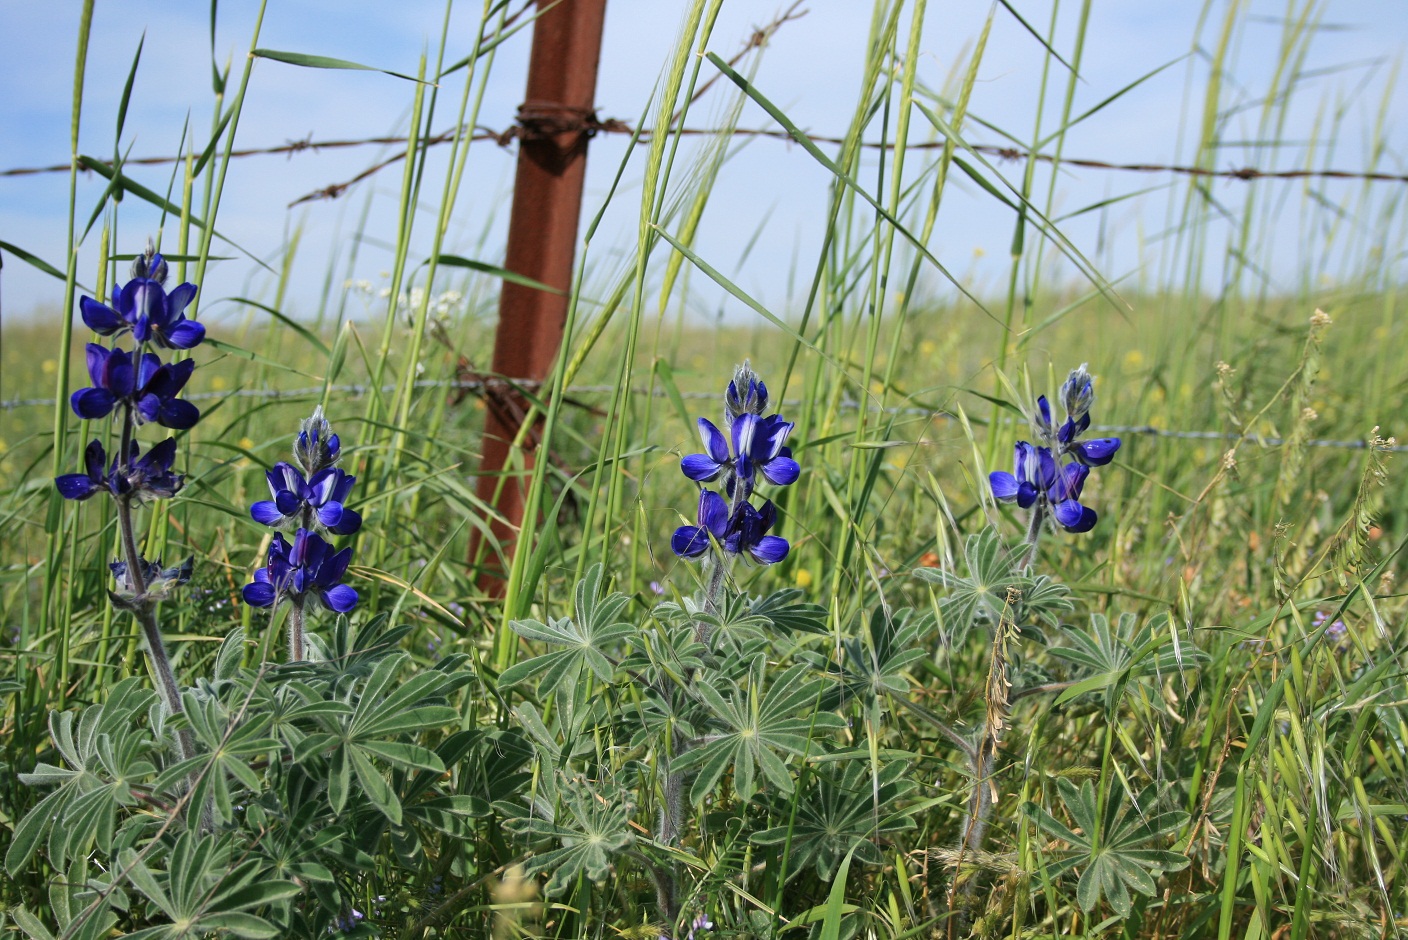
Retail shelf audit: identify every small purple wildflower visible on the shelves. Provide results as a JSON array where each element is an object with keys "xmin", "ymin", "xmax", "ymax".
[
  {"xmin": 250, "ymin": 462, "xmax": 362, "ymax": 534},
  {"xmin": 672, "ymin": 489, "xmax": 789, "ymax": 565},
  {"xmin": 242, "ymin": 529, "xmax": 358, "ymax": 613},
  {"xmin": 989, "ymin": 365, "xmax": 1118, "ymax": 537},
  {"xmin": 57, "ymin": 438, "xmax": 184, "ymax": 503},
  {"xmin": 1314, "ymin": 611, "xmax": 1349, "ymax": 649},
  {"xmin": 79, "ymin": 249, "xmax": 204, "ymax": 350},
  {"xmin": 672, "ymin": 362, "xmax": 793, "ymax": 567},
  {"xmin": 686, "ymin": 912, "xmax": 714, "ymax": 940},
  {"xmin": 70, "ymin": 344, "xmax": 200, "ymax": 429}
]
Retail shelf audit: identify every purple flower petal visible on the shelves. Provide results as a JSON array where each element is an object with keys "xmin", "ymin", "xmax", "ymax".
[
  {"xmin": 242, "ymin": 581, "xmax": 277, "ymax": 607},
  {"xmin": 326, "ymin": 507, "xmax": 362, "ymax": 536},
  {"xmin": 167, "ymin": 282, "xmax": 198, "ymax": 317},
  {"xmin": 698, "ymin": 490, "xmax": 729, "ymax": 538},
  {"xmin": 697, "ymin": 418, "xmax": 730, "ymax": 463},
  {"xmin": 309, "ymin": 468, "xmax": 339, "ymax": 506},
  {"xmin": 1052, "ymin": 499, "xmax": 1097, "ymax": 533},
  {"xmin": 84, "ymin": 343, "xmax": 107, "ymax": 384},
  {"xmin": 323, "ymin": 546, "xmax": 354, "ymax": 583},
  {"xmin": 162, "ymin": 320, "xmax": 205, "ymax": 349},
  {"xmin": 1073, "ymin": 437, "xmax": 1121, "ymax": 467},
  {"xmin": 749, "ymin": 535, "xmax": 790, "ymax": 565},
  {"xmin": 251, "ymin": 501, "xmax": 285, "ymax": 526},
  {"xmin": 274, "ymin": 489, "xmax": 302, "ymax": 516},
  {"xmin": 320, "ymin": 584, "xmax": 359, "ymax": 613},
  {"xmin": 71, "ymin": 387, "xmax": 116, "ymax": 420},
  {"xmin": 156, "ymin": 398, "xmax": 200, "ymax": 430},
  {"xmin": 80, "ymin": 297, "xmax": 124, "ymax": 334},
  {"xmin": 989, "ymin": 471, "xmax": 1019, "ymax": 502},
  {"xmin": 55, "ymin": 473, "xmax": 100, "ymax": 500},
  {"xmin": 753, "ymin": 416, "xmax": 794, "ymax": 460},
  {"xmin": 732, "ymin": 414, "xmax": 758, "ymax": 463},
  {"xmin": 672, "ymin": 525, "xmax": 710, "ymax": 558},
  {"xmin": 760, "ymin": 455, "xmax": 799, "ymax": 485},
  {"xmin": 681, "ymin": 453, "xmax": 723, "ymax": 481}
]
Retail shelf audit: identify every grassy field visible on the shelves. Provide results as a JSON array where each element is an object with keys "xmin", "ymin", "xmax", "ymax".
[{"xmin": 2, "ymin": 1, "xmax": 1407, "ymax": 938}]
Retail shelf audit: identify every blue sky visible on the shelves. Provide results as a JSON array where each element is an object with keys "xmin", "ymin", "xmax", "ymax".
[{"xmin": 1, "ymin": 1, "xmax": 1405, "ymax": 323}]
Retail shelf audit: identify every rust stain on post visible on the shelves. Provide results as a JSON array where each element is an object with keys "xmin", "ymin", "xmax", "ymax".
[{"xmin": 472, "ymin": 0, "xmax": 608, "ymax": 583}]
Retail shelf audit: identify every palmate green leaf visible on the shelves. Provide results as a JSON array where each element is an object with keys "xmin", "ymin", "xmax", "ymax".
[
  {"xmin": 752, "ymin": 759, "xmax": 920, "ymax": 881},
  {"xmin": 118, "ymin": 833, "xmax": 301, "ymax": 939},
  {"xmin": 8, "ymin": 682, "xmax": 163, "ymax": 875},
  {"xmin": 503, "ymin": 564, "xmax": 634, "ymax": 688},
  {"xmin": 750, "ymin": 589, "xmax": 830, "ymax": 635},
  {"xmin": 1051, "ymin": 612, "xmax": 1206, "ymax": 710},
  {"xmin": 916, "ymin": 528, "xmax": 1072, "ymax": 645},
  {"xmin": 1027, "ymin": 779, "xmax": 1190, "ymax": 918},
  {"xmin": 509, "ymin": 776, "xmax": 634, "ymax": 896},
  {"xmin": 676, "ymin": 660, "xmax": 844, "ymax": 802}
]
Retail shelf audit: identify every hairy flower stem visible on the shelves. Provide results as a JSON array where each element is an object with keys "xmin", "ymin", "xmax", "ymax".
[
  {"xmin": 288, "ymin": 598, "xmax": 307, "ymax": 662},
  {"xmin": 1021, "ymin": 503, "xmax": 1046, "ymax": 571},
  {"xmin": 286, "ymin": 504, "xmax": 316, "ymax": 662},
  {"xmin": 114, "ymin": 410, "xmax": 194, "ymax": 762}
]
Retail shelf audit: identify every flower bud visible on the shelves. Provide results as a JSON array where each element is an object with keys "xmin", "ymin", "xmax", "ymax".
[
  {"xmin": 295, "ymin": 406, "xmax": 341, "ymax": 475},
  {"xmin": 130, "ymin": 238, "xmax": 168, "ymax": 285},
  {"xmin": 1059, "ymin": 364, "xmax": 1095, "ymax": 424},
  {"xmin": 724, "ymin": 360, "xmax": 768, "ymax": 426}
]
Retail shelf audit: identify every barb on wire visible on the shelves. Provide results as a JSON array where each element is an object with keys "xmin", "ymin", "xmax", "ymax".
[{"xmin": 3, "ymin": 380, "xmax": 1403, "ymax": 452}]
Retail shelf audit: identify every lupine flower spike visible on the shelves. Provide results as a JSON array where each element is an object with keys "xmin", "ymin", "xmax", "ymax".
[
  {"xmin": 243, "ymin": 407, "xmax": 359, "ymax": 661},
  {"xmin": 53, "ymin": 241, "xmax": 206, "ymax": 761},
  {"xmin": 989, "ymin": 365, "xmax": 1121, "ymax": 568},
  {"xmin": 673, "ymin": 361, "xmax": 797, "ymax": 616}
]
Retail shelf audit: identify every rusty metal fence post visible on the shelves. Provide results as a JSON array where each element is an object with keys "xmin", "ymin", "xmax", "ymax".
[{"xmin": 471, "ymin": 0, "xmax": 608, "ymax": 584}]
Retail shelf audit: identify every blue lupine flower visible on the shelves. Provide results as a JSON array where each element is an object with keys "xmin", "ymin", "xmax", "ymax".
[
  {"xmin": 54, "ymin": 439, "xmax": 112, "ymax": 501},
  {"xmin": 242, "ymin": 529, "xmax": 358, "ymax": 613},
  {"xmin": 990, "ymin": 365, "xmax": 1118, "ymax": 537},
  {"xmin": 1034, "ymin": 395, "xmax": 1054, "ymax": 440},
  {"xmin": 671, "ymin": 490, "xmax": 789, "ymax": 564},
  {"xmin": 250, "ymin": 462, "xmax": 362, "ymax": 534},
  {"xmin": 1048, "ymin": 461, "xmax": 1097, "ymax": 533},
  {"xmin": 989, "ymin": 442, "xmax": 1050, "ymax": 510},
  {"xmin": 680, "ymin": 413, "xmax": 799, "ymax": 489},
  {"xmin": 55, "ymin": 438, "xmax": 183, "ymax": 502},
  {"xmin": 79, "ymin": 251, "xmax": 204, "ymax": 350},
  {"xmin": 115, "ymin": 438, "xmax": 183, "ymax": 500},
  {"xmin": 70, "ymin": 344, "xmax": 199, "ymax": 429}
]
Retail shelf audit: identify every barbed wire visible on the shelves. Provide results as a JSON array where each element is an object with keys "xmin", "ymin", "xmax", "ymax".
[
  {"xmin": 3, "ymin": 378, "xmax": 1402, "ymax": 452},
  {"xmin": 6, "ymin": 120, "xmax": 1407, "ymax": 207}
]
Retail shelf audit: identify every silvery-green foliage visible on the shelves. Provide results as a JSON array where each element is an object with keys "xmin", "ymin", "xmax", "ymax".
[
  {"xmin": 505, "ymin": 773, "xmax": 636, "ymax": 896},
  {"xmin": 116, "ymin": 832, "xmax": 303, "ymax": 939},
  {"xmin": 6, "ymin": 678, "xmax": 161, "ymax": 877},
  {"xmin": 751, "ymin": 759, "xmax": 921, "ymax": 880},
  {"xmin": 9, "ymin": 856, "xmax": 120, "ymax": 940},
  {"xmin": 500, "ymin": 563, "xmax": 634, "ymax": 689},
  {"xmin": 495, "ymin": 563, "xmax": 857, "ymax": 904},
  {"xmin": 6, "ymin": 618, "xmax": 483, "ymax": 937},
  {"xmin": 672, "ymin": 658, "xmax": 846, "ymax": 802},
  {"xmin": 1049, "ymin": 612, "xmax": 1208, "ymax": 714},
  {"xmin": 1026, "ymin": 779, "xmax": 1190, "ymax": 918},
  {"xmin": 914, "ymin": 528, "xmax": 1073, "ymax": 646}
]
